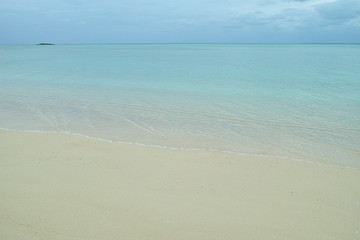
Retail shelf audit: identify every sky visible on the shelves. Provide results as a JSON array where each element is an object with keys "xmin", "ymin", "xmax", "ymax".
[{"xmin": 0, "ymin": 0, "xmax": 359, "ymax": 44}]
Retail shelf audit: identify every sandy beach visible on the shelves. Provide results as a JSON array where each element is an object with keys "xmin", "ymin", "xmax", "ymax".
[{"xmin": 0, "ymin": 129, "xmax": 359, "ymax": 240}]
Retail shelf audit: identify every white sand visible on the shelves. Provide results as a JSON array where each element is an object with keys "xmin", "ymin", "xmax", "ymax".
[{"xmin": 0, "ymin": 129, "xmax": 359, "ymax": 240}]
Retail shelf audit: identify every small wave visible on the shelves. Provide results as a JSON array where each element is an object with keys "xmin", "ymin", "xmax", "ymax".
[{"xmin": 0, "ymin": 127, "xmax": 358, "ymax": 170}]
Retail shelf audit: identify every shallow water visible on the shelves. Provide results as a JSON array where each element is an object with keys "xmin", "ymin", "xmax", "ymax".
[{"xmin": 0, "ymin": 44, "xmax": 359, "ymax": 167}]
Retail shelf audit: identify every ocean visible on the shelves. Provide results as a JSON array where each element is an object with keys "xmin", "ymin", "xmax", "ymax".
[{"xmin": 0, "ymin": 44, "xmax": 359, "ymax": 167}]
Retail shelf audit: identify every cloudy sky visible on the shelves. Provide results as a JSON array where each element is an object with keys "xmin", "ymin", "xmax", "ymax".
[{"xmin": 0, "ymin": 0, "xmax": 359, "ymax": 43}]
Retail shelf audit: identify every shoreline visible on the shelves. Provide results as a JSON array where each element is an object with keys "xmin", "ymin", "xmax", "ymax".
[
  {"xmin": 1, "ymin": 129, "xmax": 359, "ymax": 239},
  {"xmin": 0, "ymin": 127, "xmax": 357, "ymax": 170}
]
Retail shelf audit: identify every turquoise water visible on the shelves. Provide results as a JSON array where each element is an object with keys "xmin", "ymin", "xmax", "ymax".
[{"xmin": 0, "ymin": 44, "xmax": 359, "ymax": 167}]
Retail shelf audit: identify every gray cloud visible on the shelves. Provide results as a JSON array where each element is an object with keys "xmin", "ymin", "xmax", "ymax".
[
  {"xmin": 0, "ymin": 0, "xmax": 359, "ymax": 43},
  {"xmin": 316, "ymin": 0, "xmax": 360, "ymax": 20}
]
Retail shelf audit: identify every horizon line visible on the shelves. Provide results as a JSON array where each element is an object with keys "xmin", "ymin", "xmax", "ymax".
[{"xmin": 1, "ymin": 42, "xmax": 360, "ymax": 45}]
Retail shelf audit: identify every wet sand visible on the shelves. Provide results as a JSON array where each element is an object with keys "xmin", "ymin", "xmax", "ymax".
[{"xmin": 0, "ymin": 129, "xmax": 359, "ymax": 239}]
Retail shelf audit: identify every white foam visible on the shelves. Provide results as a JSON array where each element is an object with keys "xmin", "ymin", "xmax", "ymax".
[{"xmin": 1, "ymin": 127, "xmax": 358, "ymax": 170}]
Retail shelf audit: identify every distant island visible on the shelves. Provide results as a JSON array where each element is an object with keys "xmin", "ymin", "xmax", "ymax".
[{"xmin": 37, "ymin": 43, "xmax": 55, "ymax": 45}]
